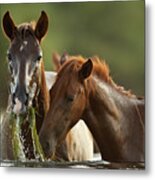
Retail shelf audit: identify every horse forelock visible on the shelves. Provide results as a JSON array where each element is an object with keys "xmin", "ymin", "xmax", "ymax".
[{"xmin": 17, "ymin": 23, "xmax": 36, "ymax": 41}]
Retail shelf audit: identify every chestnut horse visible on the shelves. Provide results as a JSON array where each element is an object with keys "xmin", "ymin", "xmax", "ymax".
[
  {"xmin": 51, "ymin": 52, "xmax": 94, "ymax": 161},
  {"xmin": 39, "ymin": 55, "xmax": 145, "ymax": 162},
  {"xmin": 2, "ymin": 12, "xmax": 93, "ymax": 161}
]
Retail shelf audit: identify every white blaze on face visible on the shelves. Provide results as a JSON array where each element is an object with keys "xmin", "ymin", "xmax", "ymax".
[
  {"xmin": 10, "ymin": 61, "xmax": 25, "ymax": 114},
  {"xmin": 19, "ymin": 45, "xmax": 24, "ymax": 52},
  {"xmin": 19, "ymin": 41, "xmax": 28, "ymax": 52},
  {"xmin": 13, "ymin": 98, "xmax": 22, "ymax": 115},
  {"xmin": 25, "ymin": 62, "xmax": 31, "ymax": 89},
  {"xmin": 10, "ymin": 61, "xmax": 19, "ymax": 95}
]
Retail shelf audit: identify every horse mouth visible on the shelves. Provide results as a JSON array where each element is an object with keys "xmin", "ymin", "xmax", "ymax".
[
  {"xmin": 41, "ymin": 141, "xmax": 54, "ymax": 159},
  {"xmin": 39, "ymin": 135, "xmax": 57, "ymax": 160}
]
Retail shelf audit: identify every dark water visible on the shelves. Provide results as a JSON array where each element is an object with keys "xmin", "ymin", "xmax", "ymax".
[{"xmin": 1, "ymin": 160, "xmax": 145, "ymax": 170}]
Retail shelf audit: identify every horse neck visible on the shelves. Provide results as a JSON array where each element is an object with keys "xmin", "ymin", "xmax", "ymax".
[
  {"xmin": 83, "ymin": 76, "xmax": 144, "ymax": 162},
  {"xmin": 33, "ymin": 61, "xmax": 49, "ymax": 132}
]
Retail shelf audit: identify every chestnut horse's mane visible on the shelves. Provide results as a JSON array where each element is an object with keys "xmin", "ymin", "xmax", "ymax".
[{"xmin": 58, "ymin": 55, "xmax": 140, "ymax": 98}]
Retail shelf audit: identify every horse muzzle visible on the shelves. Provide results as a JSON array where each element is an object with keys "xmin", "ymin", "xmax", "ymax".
[
  {"xmin": 12, "ymin": 98, "xmax": 27, "ymax": 115},
  {"xmin": 39, "ymin": 133, "xmax": 57, "ymax": 159},
  {"xmin": 12, "ymin": 92, "xmax": 28, "ymax": 115}
]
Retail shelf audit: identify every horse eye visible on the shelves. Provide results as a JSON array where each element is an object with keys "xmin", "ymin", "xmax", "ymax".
[
  {"xmin": 66, "ymin": 95, "xmax": 74, "ymax": 102},
  {"xmin": 36, "ymin": 55, "xmax": 42, "ymax": 61},
  {"xmin": 7, "ymin": 53, "xmax": 12, "ymax": 61}
]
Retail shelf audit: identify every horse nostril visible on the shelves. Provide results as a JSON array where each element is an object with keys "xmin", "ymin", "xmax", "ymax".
[{"xmin": 12, "ymin": 93, "xmax": 16, "ymax": 105}]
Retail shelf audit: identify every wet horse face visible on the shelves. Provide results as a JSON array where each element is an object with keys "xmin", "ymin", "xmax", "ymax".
[
  {"xmin": 39, "ymin": 58, "xmax": 93, "ymax": 158},
  {"xmin": 6, "ymin": 31, "xmax": 43, "ymax": 114},
  {"xmin": 3, "ymin": 11, "xmax": 48, "ymax": 115}
]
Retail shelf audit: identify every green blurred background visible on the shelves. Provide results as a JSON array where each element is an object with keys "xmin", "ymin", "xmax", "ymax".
[{"xmin": 0, "ymin": 1, "xmax": 144, "ymax": 110}]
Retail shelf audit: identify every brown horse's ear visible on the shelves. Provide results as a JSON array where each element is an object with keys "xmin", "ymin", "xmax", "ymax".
[
  {"xmin": 35, "ymin": 11, "xmax": 48, "ymax": 42},
  {"xmin": 79, "ymin": 59, "xmax": 93, "ymax": 80},
  {"xmin": 52, "ymin": 52, "xmax": 61, "ymax": 71},
  {"xmin": 52, "ymin": 52, "xmax": 68, "ymax": 71},
  {"xmin": 3, "ymin": 11, "xmax": 17, "ymax": 41}
]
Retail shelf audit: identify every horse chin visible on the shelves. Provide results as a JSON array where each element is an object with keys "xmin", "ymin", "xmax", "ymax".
[
  {"xmin": 39, "ymin": 135, "xmax": 57, "ymax": 160},
  {"xmin": 45, "ymin": 150, "xmax": 55, "ymax": 160},
  {"xmin": 42, "ymin": 146, "xmax": 56, "ymax": 160}
]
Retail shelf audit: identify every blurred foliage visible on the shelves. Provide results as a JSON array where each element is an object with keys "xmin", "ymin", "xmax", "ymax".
[{"xmin": 0, "ymin": 1, "xmax": 144, "ymax": 110}]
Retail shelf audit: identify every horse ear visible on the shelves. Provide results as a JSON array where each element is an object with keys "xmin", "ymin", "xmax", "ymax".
[
  {"xmin": 52, "ymin": 52, "xmax": 68, "ymax": 71},
  {"xmin": 60, "ymin": 52, "xmax": 68, "ymax": 65},
  {"xmin": 79, "ymin": 59, "xmax": 93, "ymax": 80},
  {"xmin": 52, "ymin": 52, "xmax": 61, "ymax": 71},
  {"xmin": 35, "ymin": 11, "xmax": 48, "ymax": 42},
  {"xmin": 3, "ymin": 11, "xmax": 17, "ymax": 41}
]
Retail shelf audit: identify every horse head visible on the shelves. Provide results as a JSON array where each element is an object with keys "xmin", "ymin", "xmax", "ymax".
[
  {"xmin": 3, "ymin": 11, "xmax": 48, "ymax": 115},
  {"xmin": 39, "ymin": 56, "xmax": 93, "ymax": 157}
]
